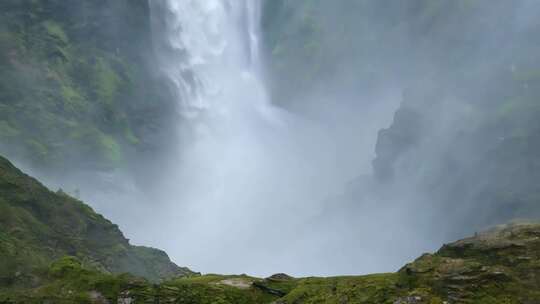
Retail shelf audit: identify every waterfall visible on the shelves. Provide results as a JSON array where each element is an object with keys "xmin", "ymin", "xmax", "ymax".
[
  {"xmin": 149, "ymin": 0, "xmax": 350, "ymax": 276},
  {"xmin": 151, "ymin": 0, "xmax": 271, "ymax": 120}
]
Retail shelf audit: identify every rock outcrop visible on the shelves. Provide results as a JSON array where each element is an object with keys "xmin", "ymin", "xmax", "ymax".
[{"xmin": 0, "ymin": 155, "xmax": 192, "ymax": 287}]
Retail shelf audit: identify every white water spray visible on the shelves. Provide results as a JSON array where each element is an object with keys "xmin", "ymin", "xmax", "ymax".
[
  {"xmin": 152, "ymin": 0, "xmax": 270, "ymax": 119},
  {"xmin": 146, "ymin": 0, "xmax": 409, "ymax": 277},
  {"xmin": 149, "ymin": 0, "xmax": 353, "ymax": 275}
]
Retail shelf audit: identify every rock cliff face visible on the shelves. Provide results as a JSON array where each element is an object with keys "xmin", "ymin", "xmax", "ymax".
[
  {"xmin": 0, "ymin": 155, "xmax": 191, "ymax": 286},
  {"xmin": 262, "ymin": 0, "xmax": 540, "ymax": 237},
  {"xmin": 396, "ymin": 222, "xmax": 540, "ymax": 303},
  {"xmin": 371, "ymin": 68, "xmax": 540, "ymax": 235},
  {"xmin": 0, "ymin": 0, "xmax": 177, "ymax": 173}
]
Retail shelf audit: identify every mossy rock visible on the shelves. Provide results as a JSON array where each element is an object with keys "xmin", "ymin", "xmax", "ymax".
[
  {"xmin": 0, "ymin": 0, "xmax": 176, "ymax": 172},
  {"xmin": 0, "ymin": 154, "xmax": 193, "ymax": 288}
]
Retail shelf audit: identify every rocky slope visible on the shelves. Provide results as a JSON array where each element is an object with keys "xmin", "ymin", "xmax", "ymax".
[
  {"xmin": 3, "ymin": 218, "xmax": 539, "ymax": 303},
  {"xmin": 0, "ymin": 155, "xmax": 191, "ymax": 287}
]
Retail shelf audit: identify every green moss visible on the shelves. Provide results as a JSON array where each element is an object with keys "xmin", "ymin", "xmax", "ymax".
[
  {"xmin": 93, "ymin": 58, "xmax": 122, "ymax": 105},
  {"xmin": 0, "ymin": 0, "xmax": 172, "ymax": 171},
  {"xmin": 49, "ymin": 256, "xmax": 84, "ymax": 277},
  {"xmin": 97, "ymin": 133, "xmax": 122, "ymax": 165},
  {"xmin": 68, "ymin": 127, "xmax": 123, "ymax": 167},
  {"xmin": 60, "ymin": 85, "xmax": 86, "ymax": 113},
  {"xmin": 42, "ymin": 21, "xmax": 68, "ymax": 45},
  {"xmin": 160, "ymin": 275, "xmax": 278, "ymax": 304},
  {"xmin": 277, "ymin": 274, "xmax": 400, "ymax": 304}
]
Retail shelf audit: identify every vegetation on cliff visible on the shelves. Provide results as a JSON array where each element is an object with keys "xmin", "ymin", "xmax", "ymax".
[
  {"xmin": 0, "ymin": 0, "xmax": 176, "ymax": 172},
  {"xmin": 0, "ymin": 155, "xmax": 191, "ymax": 288}
]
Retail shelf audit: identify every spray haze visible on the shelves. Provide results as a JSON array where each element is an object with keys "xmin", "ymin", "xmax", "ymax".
[
  {"xmin": 145, "ymin": 0, "xmax": 392, "ymax": 276},
  {"xmin": 3, "ymin": 0, "xmax": 540, "ymax": 278}
]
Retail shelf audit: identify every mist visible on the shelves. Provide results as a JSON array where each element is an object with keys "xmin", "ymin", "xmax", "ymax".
[
  {"xmin": 5, "ymin": 0, "xmax": 540, "ymax": 278},
  {"xmin": 136, "ymin": 0, "xmax": 403, "ymax": 276}
]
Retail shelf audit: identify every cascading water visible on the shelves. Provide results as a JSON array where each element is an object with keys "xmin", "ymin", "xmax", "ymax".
[
  {"xmin": 147, "ymin": 0, "xmax": 409, "ymax": 277},
  {"xmin": 152, "ymin": 0, "xmax": 270, "ymax": 119},
  {"xmin": 148, "ymin": 0, "xmax": 351, "ymax": 275}
]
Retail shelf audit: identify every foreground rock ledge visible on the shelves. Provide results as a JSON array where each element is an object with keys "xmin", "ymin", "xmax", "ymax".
[{"xmin": 1, "ymin": 222, "xmax": 539, "ymax": 303}]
